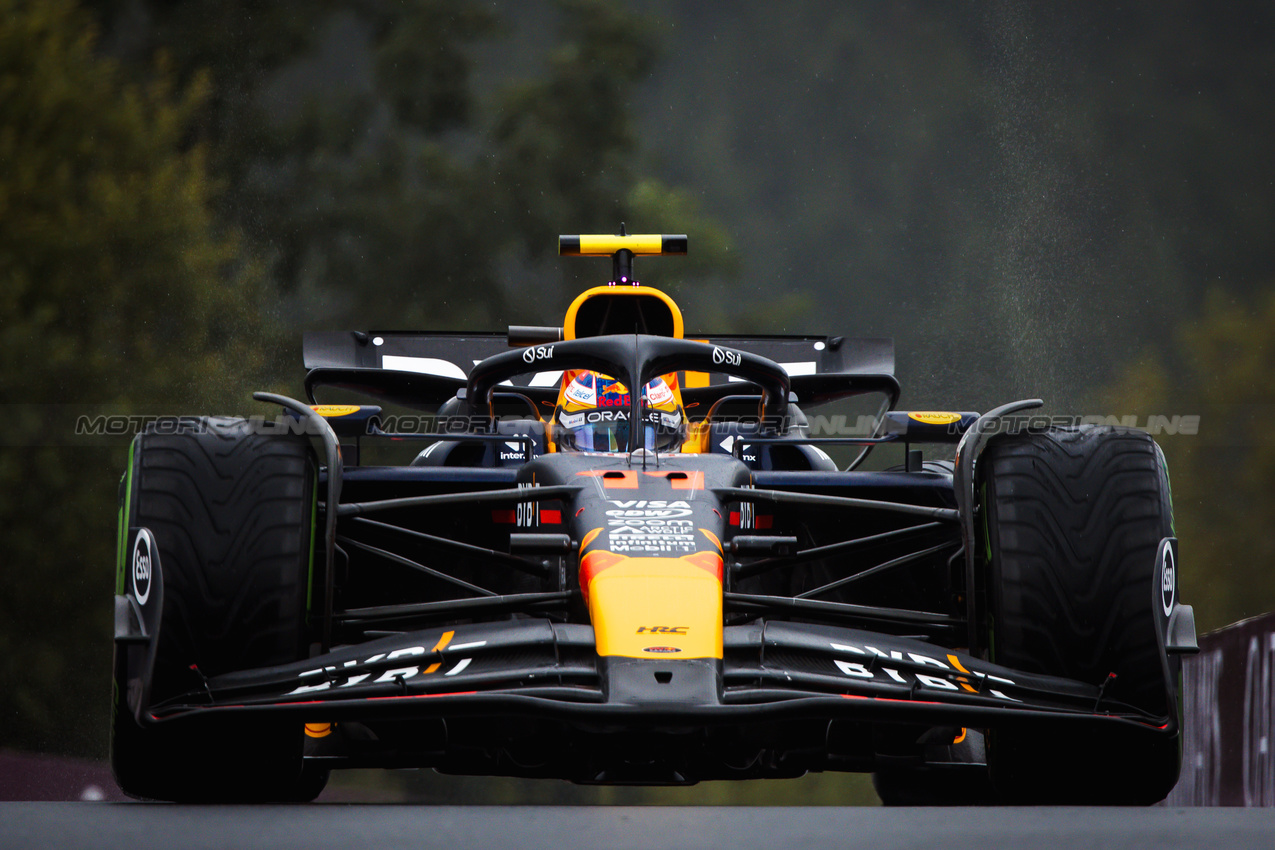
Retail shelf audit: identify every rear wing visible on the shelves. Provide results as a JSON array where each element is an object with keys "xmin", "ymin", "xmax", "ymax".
[{"xmin": 302, "ymin": 331, "xmax": 897, "ymax": 412}]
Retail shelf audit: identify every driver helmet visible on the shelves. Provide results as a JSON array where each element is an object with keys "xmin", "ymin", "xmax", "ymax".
[{"xmin": 553, "ymin": 371, "xmax": 687, "ymax": 453}]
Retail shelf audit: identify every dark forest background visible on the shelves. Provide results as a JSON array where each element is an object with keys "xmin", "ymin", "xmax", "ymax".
[{"xmin": 4, "ymin": 0, "xmax": 1275, "ymax": 802}]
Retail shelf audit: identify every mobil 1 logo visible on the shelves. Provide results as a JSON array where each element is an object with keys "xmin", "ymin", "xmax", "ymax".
[{"xmin": 605, "ymin": 500, "xmax": 697, "ymax": 554}]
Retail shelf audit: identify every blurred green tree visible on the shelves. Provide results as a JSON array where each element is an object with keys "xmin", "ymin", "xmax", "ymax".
[
  {"xmin": 3, "ymin": 0, "xmax": 729, "ymax": 762},
  {"xmin": 635, "ymin": 3, "xmax": 1275, "ymax": 411},
  {"xmin": 0, "ymin": 0, "xmax": 275, "ymax": 755},
  {"xmin": 1101, "ymin": 289, "xmax": 1275, "ymax": 631},
  {"xmin": 89, "ymin": 0, "xmax": 732, "ymax": 333}
]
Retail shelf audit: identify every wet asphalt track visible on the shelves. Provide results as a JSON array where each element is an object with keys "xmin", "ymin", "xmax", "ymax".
[{"xmin": 3, "ymin": 804, "xmax": 1275, "ymax": 850}]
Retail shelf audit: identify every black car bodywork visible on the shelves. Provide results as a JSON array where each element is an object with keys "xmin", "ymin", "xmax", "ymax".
[{"xmin": 113, "ymin": 236, "xmax": 1198, "ymax": 803}]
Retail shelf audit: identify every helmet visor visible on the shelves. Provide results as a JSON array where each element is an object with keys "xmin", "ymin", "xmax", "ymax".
[{"xmin": 557, "ymin": 415, "xmax": 685, "ymax": 453}]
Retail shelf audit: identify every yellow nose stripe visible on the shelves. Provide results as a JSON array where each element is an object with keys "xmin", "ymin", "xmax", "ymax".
[{"xmin": 588, "ymin": 556, "xmax": 723, "ymax": 659}]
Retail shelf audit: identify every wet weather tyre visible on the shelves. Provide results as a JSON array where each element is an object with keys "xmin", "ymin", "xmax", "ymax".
[
  {"xmin": 111, "ymin": 417, "xmax": 327, "ymax": 802},
  {"xmin": 980, "ymin": 426, "xmax": 1179, "ymax": 805}
]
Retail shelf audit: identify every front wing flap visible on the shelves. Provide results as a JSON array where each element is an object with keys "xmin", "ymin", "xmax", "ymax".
[{"xmin": 141, "ymin": 618, "xmax": 1172, "ymax": 737}]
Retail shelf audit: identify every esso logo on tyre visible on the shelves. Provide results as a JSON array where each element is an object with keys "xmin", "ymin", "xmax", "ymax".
[
  {"xmin": 1161, "ymin": 540, "xmax": 1176, "ymax": 615},
  {"xmin": 132, "ymin": 529, "xmax": 154, "ymax": 605},
  {"xmin": 522, "ymin": 344, "xmax": 555, "ymax": 364},
  {"xmin": 712, "ymin": 346, "xmax": 741, "ymax": 367}
]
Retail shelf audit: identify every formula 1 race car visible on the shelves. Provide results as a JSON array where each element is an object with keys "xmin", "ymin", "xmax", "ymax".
[{"xmin": 111, "ymin": 233, "xmax": 1198, "ymax": 804}]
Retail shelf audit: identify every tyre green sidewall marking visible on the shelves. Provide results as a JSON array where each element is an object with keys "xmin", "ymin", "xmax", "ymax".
[
  {"xmin": 115, "ymin": 437, "xmax": 137, "ymax": 595},
  {"xmin": 1155, "ymin": 442, "xmax": 1176, "ymax": 536}
]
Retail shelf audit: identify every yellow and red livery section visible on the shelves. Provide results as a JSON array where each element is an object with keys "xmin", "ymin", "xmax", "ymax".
[
  {"xmin": 571, "ymin": 466, "xmax": 727, "ymax": 660},
  {"xmin": 550, "ymin": 235, "xmax": 729, "ymax": 658},
  {"xmin": 579, "ymin": 549, "xmax": 723, "ymax": 659}
]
